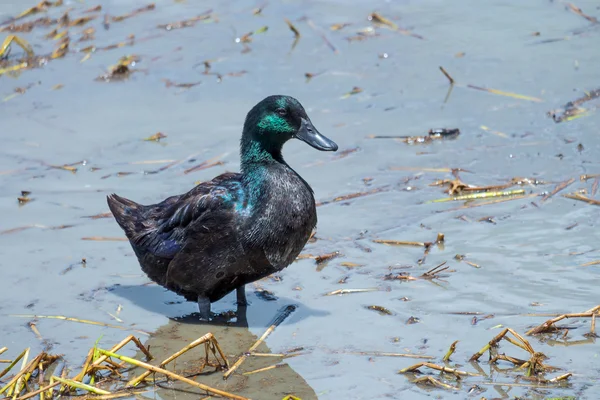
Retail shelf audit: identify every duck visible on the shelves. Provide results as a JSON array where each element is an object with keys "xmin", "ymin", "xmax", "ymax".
[{"xmin": 107, "ymin": 95, "xmax": 338, "ymax": 320}]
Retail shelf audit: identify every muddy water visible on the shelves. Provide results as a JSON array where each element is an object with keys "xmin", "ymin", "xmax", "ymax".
[{"xmin": 1, "ymin": 0, "xmax": 600, "ymax": 398}]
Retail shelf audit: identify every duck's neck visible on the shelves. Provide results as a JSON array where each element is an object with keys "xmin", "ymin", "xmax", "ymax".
[{"xmin": 240, "ymin": 132, "xmax": 284, "ymax": 174}]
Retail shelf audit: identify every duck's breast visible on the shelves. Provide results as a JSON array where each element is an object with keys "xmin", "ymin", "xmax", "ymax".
[{"xmin": 245, "ymin": 166, "xmax": 317, "ymax": 269}]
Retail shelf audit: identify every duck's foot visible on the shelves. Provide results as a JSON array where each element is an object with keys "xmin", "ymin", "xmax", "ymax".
[
  {"xmin": 236, "ymin": 286, "xmax": 249, "ymax": 306},
  {"xmin": 197, "ymin": 295, "xmax": 212, "ymax": 321}
]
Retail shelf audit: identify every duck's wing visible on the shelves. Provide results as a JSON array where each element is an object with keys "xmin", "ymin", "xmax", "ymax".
[{"xmin": 130, "ymin": 172, "xmax": 243, "ymax": 259}]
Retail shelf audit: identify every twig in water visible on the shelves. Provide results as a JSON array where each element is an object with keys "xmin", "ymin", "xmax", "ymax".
[
  {"xmin": 439, "ymin": 66, "xmax": 454, "ymax": 85},
  {"xmin": 541, "ymin": 178, "xmax": 575, "ymax": 201},
  {"xmin": 400, "ymin": 362, "xmax": 479, "ymax": 376},
  {"xmin": 324, "ymin": 288, "xmax": 378, "ymax": 296},
  {"xmin": 128, "ymin": 333, "xmax": 228, "ymax": 386},
  {"xmin": 98, "ymin": 349, "xmax": 247, "ymax": 400},
  {"xmin": 442, "ymin": 341, "xmax": 458, "ymax": 362},
  {"xmin": 564, "ymin": 192, "xmax": 600, "ymax": 206},
  {"xmin": 411, "ymin": 376, "xmax": 459, "ymax": 390},
  {"xmin": 223, "ymin": 305, "xmax": 297, "ymax": 379},
  {"xmin": 526, "ymin": 305, "xmax": 600, "ymax": 335}
]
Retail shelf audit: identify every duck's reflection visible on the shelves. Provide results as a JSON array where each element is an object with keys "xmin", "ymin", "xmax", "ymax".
[{"xmin": 128, "ymin": 301, "xmax": 317, "ymax": 400}]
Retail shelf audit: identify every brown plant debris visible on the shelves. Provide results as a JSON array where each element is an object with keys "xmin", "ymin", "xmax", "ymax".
[
  {"xmin": 439, "ymin": 66, "xmax": 454, "ymax": 85},
  {"xmin": 0, "ymin": 333, "xmax": 249, "ymax": 399},
  {"xmin": 157, "ymin": 11, "xmax": 214, "ymax": 30},
  {"xmin": 548, "ymin": 87, "xmax": 600, "ymax": 123},
  {"xmin": 442, "ymin": 340, "xmax": 458, "ymax": 362},
  {"xmin": 410, "ymin": 375, "xmax": 458, "ymax": 390},
  {"xmin": 365, "ymin": 305, "xmax": 394, "ymax": 316},
  {"xmin": 565, "ymin": 3, "xmax": 598, "ymax": 23},
  {"xmin": 223, "ymin": 305, "xmax": 296, "ymax": 379},
  {"xmin": 466, "ymin": 84, "xmax": 543, "ymax": 102},
  {"xmin": 384, "ymin": 262, "xmax": 451, "ymax": 282},
  {"xmin": 564, "ymin": 192, "xmax": 600, "ymax": 206},
  {"xmin": 374, "ymin": 232, "xmax": 445, "ymax": 249},
  {"xmin": 324, "ymin": 288, "xmax": 378, "ymax": 296},
  {"xmin": 369, "ymin": 128, "xmax": 460, "ymax": 143},
  {"xmin": 112, "ymin": 3, "xmax": 155, "ymax": 22},
  {"xmin": 541, "ymin": 178, "xmax": 575, "ymax": 201},
  {"xmin": 96, "ymin": 55, "xmax": 139, "ymax": 82},
  {"xmin": 399, "ymin": 362, "xmax": 478, "ymax": 376},
  {"xmin": 316, "ymin": 186, "xmax": 389, "ymax": 206},
  {"xmin": 143, "ymin": 132, "xmax": 167, "ymax": 142},
  {"xmin": 469, "ymin": 327, "xmax": 563, "ymax": 377},
  {"xmin": 526, "ymin": 304, "xmax": 600, "ymax": 335}
]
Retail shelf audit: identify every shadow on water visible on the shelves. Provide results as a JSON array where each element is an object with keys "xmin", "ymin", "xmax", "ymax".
[{"xmin": 109, "ymin": 283, "xmax": 330, "ymax": 328}]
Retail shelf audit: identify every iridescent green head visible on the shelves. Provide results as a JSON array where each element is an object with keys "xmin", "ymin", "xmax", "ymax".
[{"xmin": 241, "ymin": 95, "xmax": 338, "ymax": 166}]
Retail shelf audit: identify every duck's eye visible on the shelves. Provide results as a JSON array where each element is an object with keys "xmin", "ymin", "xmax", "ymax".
[{"xmin": 276, "ymin": 108, "xmax": 287, "ymax": 117}]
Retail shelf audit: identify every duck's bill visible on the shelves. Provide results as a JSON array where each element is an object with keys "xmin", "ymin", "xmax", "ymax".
[{"xmin": 295, "ymin": 118, "xmax": 338, "ymax": 151}]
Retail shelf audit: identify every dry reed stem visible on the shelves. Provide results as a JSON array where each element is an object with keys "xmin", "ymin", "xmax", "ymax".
[
  {"xmin": 73, "ymin": 348, "xmax": 94, "ymax": 382},
  {"xmin": 128, "ymin": 333, "xmax": 228, "ymax": 387},
  {"xmin": 224, "ymin": 305, "xmax": 296, "ymax": 379},
  {"xmin": 88, "ymin": 335, "xmax": 149, "ymax": 372},
  {"xmin": 86, "ymin": 389, "xmax": 154, "ymax": 399},
  {"xmin": 442, "ymin": 341, "xmax": 458, "ymax": 362},
  {"xmin": 0, "ymin": 352, "xmax": 45, "ymax": 395},
  {"xmin": 242, "ymin": 363, "xmax": 285, "ymax": 376},
  {"xmin": 324, "ymin": 288, "xmax": 378, "ymax": 296},
  {"xmin": 526, "ymin": 305, "xmax": 600, "ymax": 335},
  {"xmin": 98, "ymin": 349, "xmax": 247, "ymax": 400},
  {"xmin": 412, "ymin": 376, "xmax": 458, "ymax": 390},
  {"xmin": 0, "ymin": 348, "xmax": 28, "ymax": 380},
  {"xmin": 399, "ymin": 362, "xmax": 478, "ymax": 376},
  {"xmin": 52, "ymin": 375, "xmax": 110, "ymax": 395},
  {"xmin": 345, "ymin": 351, "xmax": 434, "ymax": 360},
  {"xmin": 14, "ymin": 382, "xmax": 60, "ymax": 400},
  {"xmin": 470, "ymin": 328, "xmax": 509, "ymax": 361},
  {"xmin": 490, "ymin": 354, "xmax": 528, "ymax": 366}
]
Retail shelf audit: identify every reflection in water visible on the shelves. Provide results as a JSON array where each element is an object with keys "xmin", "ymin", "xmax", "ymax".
[{"xmin": 132, "ymin": 304, "xmax": 317, "ymax": 400}]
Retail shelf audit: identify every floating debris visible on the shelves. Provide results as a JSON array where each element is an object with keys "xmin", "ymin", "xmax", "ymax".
[
  {"xmin": 0, "ymin": 34, "xmax": 34, "ymax": 58},
  {"xmin": 541, "ymin": 178, "xmax": 575, "ymax": 201},
  {"xmin": 365, "ymin": 305, "xmax": 394, "ymax": 316},
  {"xmin": 96, "ymin": 55, "xmax": 139, "ymax": 82},
  {"xmin": 548, "ymin": 87, "xmax": 600, "ymax": 123},
  {"xmin": 324, "ymin": 288, "xmax": 378, "ymax": 296},
  {"xmin": 112, "ymin": 3, "xmax": 156, "ymax": 22},
  {"xmin": 330, "ymin": 23, "xmax": 352, "ymax": 31},
  {"xmin": 317, "ymin": 186, "xmax": 389, "ymax": 206},
  {"xmin": 526, "ymin": 305, "xmax": 599, "ymax": 336},
  {"xmin": 157, "ymin": 11, "xmax": 214, "ymax": 30},
  {"xmin": 466, "ymin": 84, "xmax": 543, "ymax": 102},
  {"xmin": 565, "ymin": 3, "xmax": 598, "ymax": 23},
  {"xmin": 428, "ymin": 189, "xmax": 526, "ymax": 203},
  {"xmin": 143, "ymin": 132, "xmax": 167, "ymax": 142},
  {"xmin": 341, "ymin": 86, "xmax": 362, "ymax": 99},
  {"xmin": 442, "ymin": 340, "xmax": 458, "ymax": 362},
  {"xmin": 439, "ymin": 66, "xmax": 454, "ymax": 85},
  {"xmin": 223, "ymin": 305, "xmax": 296, "ymax": 379},
  {"xmin": 367, "ymin": 12, "xmax": 398, "ymax": 31},
  {"xmin": 369, "ymin": 128, "xmax": 460, "ymax": 143},
  {"xmin": 400, "ymin": 361, "xmax": 478, "ymax": 376}
]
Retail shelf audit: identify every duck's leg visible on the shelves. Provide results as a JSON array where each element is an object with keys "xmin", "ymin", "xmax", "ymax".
[
  {"xmin": 236, "ymin": 285, "xmax": 248, "ymax": 306},
  {"xmin": 197, "ymin": 295, "xmax": 211, "ymax": 320}
]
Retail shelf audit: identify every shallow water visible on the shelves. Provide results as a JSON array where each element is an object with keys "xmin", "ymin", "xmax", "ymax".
[{"xmin": 1, "ymin": 0, "xmax": 600, "ymax": 398}]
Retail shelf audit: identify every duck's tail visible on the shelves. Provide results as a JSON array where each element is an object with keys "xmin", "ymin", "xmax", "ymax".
[{"xmin": 107, "ymin": 194, "xmax": 145, "ymax": 238}]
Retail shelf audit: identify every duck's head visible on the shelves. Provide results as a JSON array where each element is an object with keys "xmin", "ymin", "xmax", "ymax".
[{"xmin": 241, "ymin": 95, "xmax": 338, "ymax": 163}]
